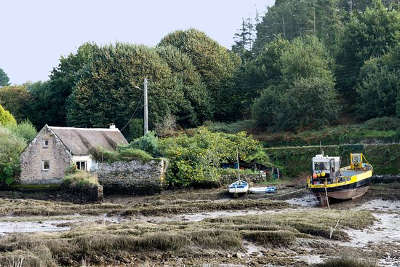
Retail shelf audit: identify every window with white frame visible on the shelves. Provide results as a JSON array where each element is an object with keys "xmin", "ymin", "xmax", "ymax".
[
  {"xmin": 43, "ymin": 140, "xmax": 49, "ymax": 148},
  {"xmin": 76, "ymin": 161, "xmax": 87, "ymax": 171},
  {"xmin": 42, "ymin": 160, "xmax": 50, "ymax": 171}
]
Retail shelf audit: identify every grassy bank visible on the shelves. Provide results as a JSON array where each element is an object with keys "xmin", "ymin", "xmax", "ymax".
[
  {"xmin": 0, "ymin": 209, "xmax": 375, "ymax": 266},
  {"xmin": 266, "ymin": 143, "xmax": 400, "ymax": 177},
  {"xmin": 205, "ymin": 118, "xmax": 400, "ymax": 147}
]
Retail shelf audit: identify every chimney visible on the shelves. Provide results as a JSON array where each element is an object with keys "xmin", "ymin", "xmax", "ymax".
[{"xmin": 109, "ymin": 123, "xmax": 116, "ymax": 130}]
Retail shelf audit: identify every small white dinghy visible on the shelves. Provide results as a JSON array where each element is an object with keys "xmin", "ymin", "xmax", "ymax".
[{"xmin": 228, "ymin": 180, "xmax": 249, "ymax": 194}]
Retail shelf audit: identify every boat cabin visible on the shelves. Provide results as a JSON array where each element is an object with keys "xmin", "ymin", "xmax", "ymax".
[{"xmin": 312, "ymin": 154, "xmax": 340, "ymax": 181}]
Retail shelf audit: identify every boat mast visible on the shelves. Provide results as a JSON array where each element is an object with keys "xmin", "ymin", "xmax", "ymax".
[{"xmin": 236, "ymin": 148, "xmax": 240, "ymax": 182}]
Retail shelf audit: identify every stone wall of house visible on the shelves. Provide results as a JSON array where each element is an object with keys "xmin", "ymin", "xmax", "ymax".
[
  {"xmin": 20, "ymin": 126, "xmax": 71, "ymax": 184},
  {"xmin": 96, "ymin": 159, "xmax": 168, "ymax": 194}
]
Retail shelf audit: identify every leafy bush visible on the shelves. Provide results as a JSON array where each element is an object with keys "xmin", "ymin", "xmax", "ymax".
[
  {"xmin": 127, "ymin": 118, "xmax": 143, "ymax": 142},
  {"xmin": 205, "ymin": 120, "xmax": 255, "ymax": 134},
  {"xmin": 0, "ymin": 104, "xmax": 16, "ymax": 126},
  {"xmin": 363, "ymin": 117, "xmax": 400, "ymax": 131},
  {"xmin": 159, "ymin": 127, "xmax": 272, "ymax": 188},
  {"xmin": 62, "ymin": 171, "xmax": 99, "ymax": 189},
  {"xmin": 6, "ymin": 120, "xmax": 37, "ymax": 142},
  {"xmin": 129, "ymin": 131, "xmax": 160, "ymax": 156},
  {"xmin": 0, "ymin": 127, "xmax": 26, "ymax": 186}
]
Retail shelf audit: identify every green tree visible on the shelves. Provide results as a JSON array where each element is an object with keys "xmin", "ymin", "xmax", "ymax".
[
  {"xmin": 0, "ymin": 85, "xmax": 30, "ymax": 122},
  {"xmin": 0, "ymin": 68, "xmax": 10, "ymax": 87},
  {"xmin": 226, "ymin": 37, "xmax": 290, "ymax": 119},
  {"xmin": 253, "ymin": 0, "xmax": 344, "ymax": 55},
  {"xmin": 356, "ymin": 45, "xmax": 400, "ymax": 119},
  {"xmin": 252, "ymin": 36, "xmax": 338, "ymax": 130},
  {"xmin": 0, "ymin": 104, "xmax": 16, "ymax": 126},
  {"xmin": 232, "ymin": 18, "xmax": 256, "ymax": 62},
  {"xmin": 336, "ymin": 0, "xmax": 400, "ymax": 96},
  {"xmin": 66, "ymin": 43, "xmax": 190, "ymax": 132},
  {"xmin": 156, "ymin": 45, "xmax": 212, "ymax": 126},
  {"xmin": 158, "ymin": 29, "xmax": 241, "ymax": 119}
]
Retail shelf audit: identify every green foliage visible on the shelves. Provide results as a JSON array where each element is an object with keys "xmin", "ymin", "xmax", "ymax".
[
  {"xmin": 159, "ymin": 127, "xmax": 271, "ymax": 187},
  {"xmin": 158, "ymin": 29, "xmax": 241, "ymax": 119},
  {"xmin": 252, "ymin": 36, "xmax": 338, "ymax": 131},
  {"xmin": 129, "ymin": 131, "xmax": 160, "ymax": 157},
  {"xmin": 90, "ymin": 146, "xmax": 154, "ymax": 163},
  {"xmin": 356, "ymin": 45, "xmax": 400, "ymax": 119},
  {"xmin": 0, "ymin": 85, "xmax": 30, "ymax": 122},
  {"xmin": 127, "ymin": 118, "xmax": 143, "ymax": 142},
  {"xmin": 363, "ymin": 117, "xmax": 400, "ymax": 131},
  {"xmin": 63, "ymin": 171, "xmax": 99, "ymax": 189},
  {"xmin": 253, "ymin": 0, "xmax": 344, "ymax": 55},
  {"xmin": 0, "ymin": 127, "xmax": 27, "ymax": 186},
  {"xmin": 66, "ymin": 43, "xmax": 199, "ymax": 130},
  {"xmin": 118, "ymin": 148, "xmax": 154, "ymax": 162},
  {"xmin": 6, "ymin": 120, "xmax": 37, "ymax": 143},
  {"xmin": 0, "ymin": 68, "xmax": 10, "ymax": 87},
  {"xmin": 336, "ymin": 0, "xmax": 400, "ymax": 96},
  {"xmin": 0, "ymin": 104, "xmax": 16, "ymax": 126},
  {"xmin": 156, "ymin": 45, "xmax": 212, "ymax": 126},
  {"xmin": 26, "ymin": 44, "xmax": 98, "ymax": 129},
  {"xmin": 205, "ymin": 120, "xmax": 255, "ymax": 134}
]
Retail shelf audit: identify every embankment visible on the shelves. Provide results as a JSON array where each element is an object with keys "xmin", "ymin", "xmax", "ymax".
[{"xmin": 266, "ymin": 143, "xmax": 400, "ymax": 177}]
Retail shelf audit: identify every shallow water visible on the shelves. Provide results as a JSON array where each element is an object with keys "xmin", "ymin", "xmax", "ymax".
[{"xmin": 0, "ymin": 214, "xmax": 125, "ymax": 234}]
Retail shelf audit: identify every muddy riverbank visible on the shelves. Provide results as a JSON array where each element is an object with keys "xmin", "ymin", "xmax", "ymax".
[{"xmin": 0, "ymin": 183, "xmax": 398, "ymax": 266}]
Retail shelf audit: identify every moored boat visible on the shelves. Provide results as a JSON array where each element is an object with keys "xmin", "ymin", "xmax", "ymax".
[
  {"xmin": 229, "ymin": 180, "xmax": 249, "ymax": 194},
  {"xmin": 307, "ymin": 153, "xmax": 373, "ymax": 205}
]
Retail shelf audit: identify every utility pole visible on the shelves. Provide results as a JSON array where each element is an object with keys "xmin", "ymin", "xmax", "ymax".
[
  {"xmin": 143, "ymin": 78, "xmax": 148, "ymax": 135},
  {"xmin": 313, "ymin": 7, "xmax": 316, "ymax": 34},
  {"xmin": 282, "ymin": 16, "xmax": 286, "ymax": 38}
]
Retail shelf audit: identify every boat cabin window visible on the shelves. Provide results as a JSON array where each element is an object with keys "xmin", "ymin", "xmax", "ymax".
[{"xmin": 314, "ymin": 162, "xmax": 329, "ymax": 171}]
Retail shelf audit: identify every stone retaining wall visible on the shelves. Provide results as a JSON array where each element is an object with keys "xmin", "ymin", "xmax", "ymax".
[{"xmin": 96, "ymin": 159, "xmax": 168, "ymax": 194}]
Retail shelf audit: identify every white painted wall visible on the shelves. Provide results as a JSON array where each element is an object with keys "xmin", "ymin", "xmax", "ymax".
[{"xmin": 71, "ymin": 155, "xmax": 98, "ymax": 172}]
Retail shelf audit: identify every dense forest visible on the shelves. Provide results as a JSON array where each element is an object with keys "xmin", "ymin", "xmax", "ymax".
[{"xmin": 1, "ymin": 0, "xmax": 400, "ymax": 137}]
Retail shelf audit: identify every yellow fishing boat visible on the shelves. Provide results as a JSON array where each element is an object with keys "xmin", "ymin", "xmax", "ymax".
[{"xmin": 307, "ymin": 153, "xmax": 373, "ymax": 205}]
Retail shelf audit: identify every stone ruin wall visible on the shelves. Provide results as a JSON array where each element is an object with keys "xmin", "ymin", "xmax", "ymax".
[{"xmin": 96, "ymin": 159, "xmax": 168, "ymax": 194}]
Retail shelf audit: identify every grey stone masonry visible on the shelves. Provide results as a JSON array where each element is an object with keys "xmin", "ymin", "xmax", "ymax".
[
  {"xmin": 20, "ymin": 126, "xmax": 72, "ymax": 184},
  {"xmin": 96, "ymin": 159, "xmax": 168, "ymax": 194}
]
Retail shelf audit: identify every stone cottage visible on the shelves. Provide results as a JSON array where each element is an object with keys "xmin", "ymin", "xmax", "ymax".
[{"xmin": 20, "ymin": 124, "xmax": 128, "ymax": 184}]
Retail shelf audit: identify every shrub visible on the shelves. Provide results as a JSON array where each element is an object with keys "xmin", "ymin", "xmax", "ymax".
[
  {"xmin": 62, "ymin": 171, "xmax": 99, "ymax": 189},
  {"xmin": 0, "ymin": 104, "xmax": 16, "ymax": 126},
  {"xmin": 129, "ymin": 131, "xmax": 160, "ymax": 156},
  {"xmin": 159, "ymin": 127, "xmax": 272, "ymax": 187},
  {"xmin": 205, "ymin": 120, "xmax": 255, "ymax": 134},
  {"xmin": 0, "ymin": 127, "xmax": 26, "ymax": 185},
  {"xmin": 6, "ymin": 120, "xmax": 37, "ymax": 142},
  {"xmin": 362, "ymin": 117, "xmax": 400, "ymax": 131},
  {"xmin": 154, "ymin": 113, "xmax": 176, "ymax": 137}
]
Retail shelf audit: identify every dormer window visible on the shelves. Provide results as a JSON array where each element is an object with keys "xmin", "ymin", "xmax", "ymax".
[{"xmin": 43, "ymin": 140, "xmax": 49, "ymax": 148}]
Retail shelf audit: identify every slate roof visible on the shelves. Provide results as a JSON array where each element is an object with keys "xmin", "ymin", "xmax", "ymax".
[{"xmin": 48, "ymin": 126, "xmax": 128, "ymax": 156}]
